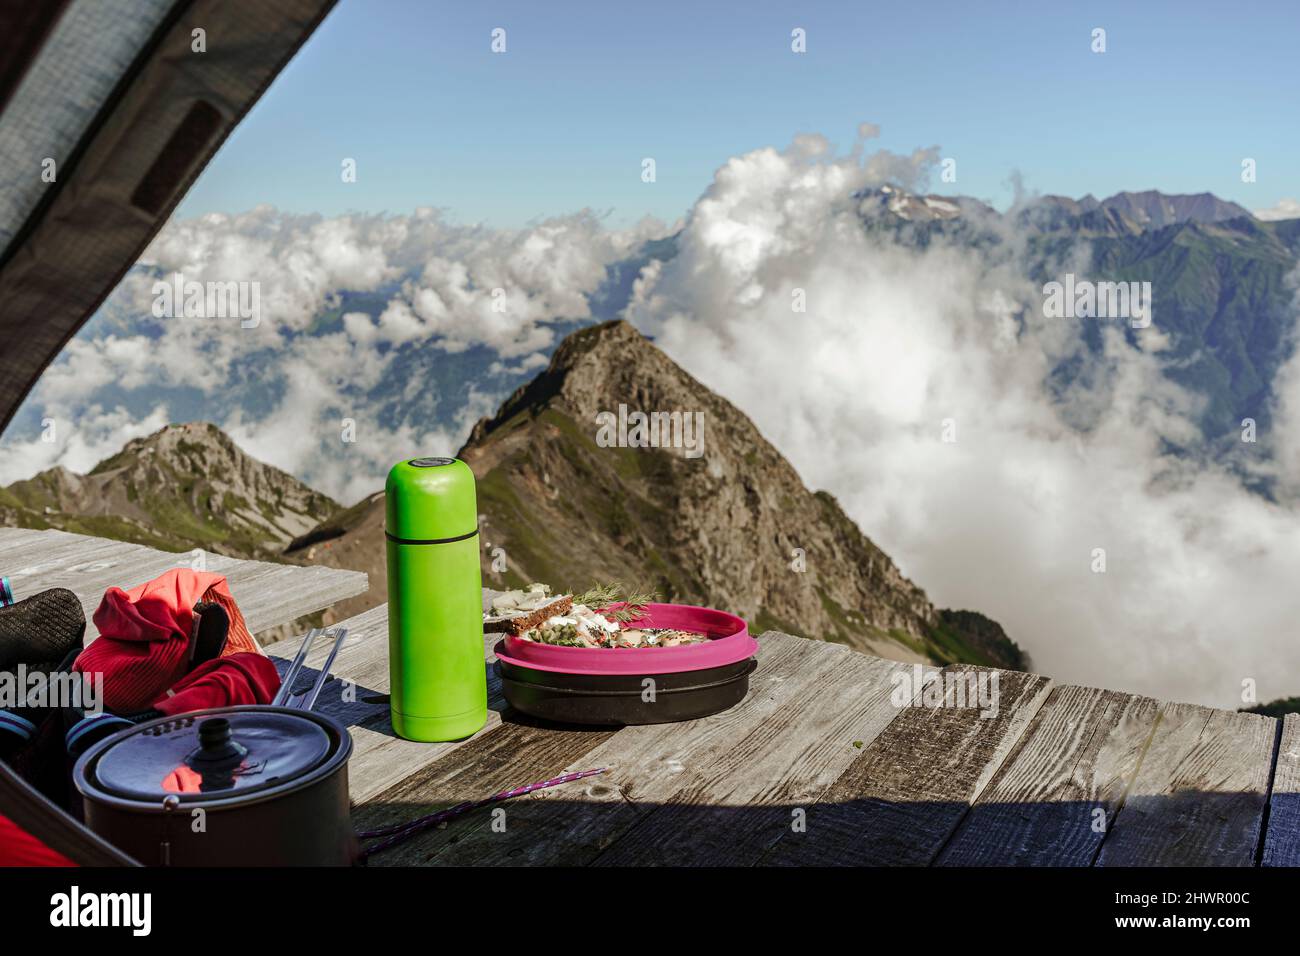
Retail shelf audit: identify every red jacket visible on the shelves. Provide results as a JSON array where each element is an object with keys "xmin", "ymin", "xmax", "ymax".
[{"xmin": 74, "ymin": 569, "xmax": 269, "ymax": 713}]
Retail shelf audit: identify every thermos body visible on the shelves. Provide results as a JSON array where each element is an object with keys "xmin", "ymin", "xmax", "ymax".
[{"xmin": 385, "ymin": 457, "xmax": 488, "ymax": 742}]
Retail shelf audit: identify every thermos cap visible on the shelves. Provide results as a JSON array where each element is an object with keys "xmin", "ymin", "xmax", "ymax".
[{"xmin": 385, "ymin": 457, "xmax": 479, "ymax": 542}]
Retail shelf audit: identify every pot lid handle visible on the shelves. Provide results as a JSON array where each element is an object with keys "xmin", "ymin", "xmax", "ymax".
[{"xmin": 186, "ymin": 718, "xmax": 248, "ymax": 772}]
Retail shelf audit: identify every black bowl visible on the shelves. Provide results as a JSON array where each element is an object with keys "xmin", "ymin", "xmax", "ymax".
[{"xmin": 496, "ymin": 656, "xmax": 758, "ymax": 726}]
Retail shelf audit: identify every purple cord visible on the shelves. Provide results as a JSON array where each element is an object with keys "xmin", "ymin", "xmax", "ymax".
[{"xmin": 357, "ymin": 767, "xmax": 607, "ymax": 860}]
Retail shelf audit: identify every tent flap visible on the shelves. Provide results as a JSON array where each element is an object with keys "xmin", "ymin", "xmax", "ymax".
[{"xmin": 0, "ymin": 0, "xmax": 339, "ymax": 434}]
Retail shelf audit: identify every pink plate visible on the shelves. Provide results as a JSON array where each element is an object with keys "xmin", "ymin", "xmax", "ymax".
[{"xmin": 493, "ymin": 602, "xmax": 756, "ymax": 676}]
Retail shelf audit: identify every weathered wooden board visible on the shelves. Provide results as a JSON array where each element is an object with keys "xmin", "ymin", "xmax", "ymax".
[
  {"xmin": 765, "ymin": 665, "xmax": 1052, "ymax": 866},
  {"xmin": 420, "ymin": 632, "xmax": 831, "ymax": 866},
  {"xmin": 1261, "ymin": 714, "xmax": 1299, "ymax": 867},
  {"xmin": 1095, "ymin": 702, "xmax": 1276, "ymax": 867},
  {"xmin": 264, "ymin": 602, "xmax": 511, "ymax": 804},
  {"xmin": 0, "ymin": 527, "xmax": 129, "ymax": 568},
  {"xmin": 935, "ymin": 684, "xmax": 1159, "ymax": 866},
  {"xmin": 0, "ymin": 527, "xmax": 368, "ymax": 637},
  {"xmin": 591, "ymin": 639, "xmax": 926, "ymax": 866},
  {"xmin": 354, "ymin": 717, "xmax": 618, "ymax": 866},
  {"xmin": 230, "ymin": 563, "xmax": 369, "ymax": 635}
]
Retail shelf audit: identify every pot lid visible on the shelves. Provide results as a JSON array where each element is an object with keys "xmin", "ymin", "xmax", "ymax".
[{"xmin": 92, "ymin": 710, "xmax": 332, "ymax": 803}]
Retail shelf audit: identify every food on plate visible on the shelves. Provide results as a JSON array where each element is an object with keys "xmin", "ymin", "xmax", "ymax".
[
  {"xmin": 483, "ymin": 583, "xmax": 573, "ymax": 634},
  {"xmin": 484, "ymin": 582, "xmax": 709, "ymax": 649}
]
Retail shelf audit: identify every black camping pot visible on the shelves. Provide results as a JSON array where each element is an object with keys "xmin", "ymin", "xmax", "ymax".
[{"xmin": 73, "ymin": 706, "xmax": 356, "ymax": 866}]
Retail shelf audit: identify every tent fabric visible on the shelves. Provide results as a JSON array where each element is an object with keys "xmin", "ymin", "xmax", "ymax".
[
  {"xmin": 0, "ymin": 0, "xmax": 339, "ymax": 436},
  {"xmin": 0, "ymin": 1, "xmax": 72, "ymax": 115},
  {"xmin": 0, "ymin": 0, "xmax": 176, "ymax": 253}
]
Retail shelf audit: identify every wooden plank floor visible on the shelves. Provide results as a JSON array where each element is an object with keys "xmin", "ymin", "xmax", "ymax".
[
  {"xmin": 265, "ymin": 594, "xmax": 1295, "ymax": 867},
  {"xmin": 8, "ymin": 530, "xmax": 1290, "ymax": 866},
  {"xmin": 0, "ymin": 527, "xmax": 368, "ymax": 639}
]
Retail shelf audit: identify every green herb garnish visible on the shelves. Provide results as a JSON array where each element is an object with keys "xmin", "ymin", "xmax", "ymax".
[{"xmin": 572, "ymin": 582, "xmax": 659, "ymax": 623}]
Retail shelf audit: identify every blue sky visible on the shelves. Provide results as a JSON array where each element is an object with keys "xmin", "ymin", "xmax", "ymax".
[{"xmin": 174, "ymin": 0, "xmax": 1300, "ymax": 227}]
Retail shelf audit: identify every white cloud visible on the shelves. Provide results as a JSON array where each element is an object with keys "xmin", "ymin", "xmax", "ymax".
[
  {"xmin": 373, "ymin": 212, "xmax": 664, "ymax": 355},
  {"xmin": 125, "ymin": 205, "xmax": 668, "ymax": 363},
  {"xmin": 488, "ymin": 352, "xmax": 549, "ymax": 376},
  {"xmin": 223, "ymin": 372, "xmax": 500, "ymax": 505},
  {"xmin": 628, "ymin": 131, "xmax": 1300, "ymax": 709},
  {"xmin": 0, "ymin": 405, "xmax": 170, "ymax": 485},
  {"xmin": 1254, "ymin": 198, "xmax": 1300, "ymax": 221}
]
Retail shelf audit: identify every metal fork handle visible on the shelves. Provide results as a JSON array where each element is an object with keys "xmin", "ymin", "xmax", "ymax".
[
  {"xmin": 299, "ymin": 626, "xmax": 348, "ymax": 712},
  {"xmin": 272, "ymin": 627, "xmax": 321, "ymax": 707}
]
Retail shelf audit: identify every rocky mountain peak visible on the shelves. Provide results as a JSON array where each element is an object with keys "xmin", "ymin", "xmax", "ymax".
[
  {"xmin": 1097, "ymin": 190, "xmax": 1252, "ymax": 228},
  {"xmin": 2, "ymin": 421, "xmax": 338, "ymax": 557},
  {"xmin": 455, "ymin": 320, "xmax": 989, "ymax": 662}
]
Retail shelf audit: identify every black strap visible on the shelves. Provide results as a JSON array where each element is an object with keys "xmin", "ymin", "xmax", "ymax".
[{"xmin": 384, "ymin": 529, "xmax": 479, "ymax": 546}]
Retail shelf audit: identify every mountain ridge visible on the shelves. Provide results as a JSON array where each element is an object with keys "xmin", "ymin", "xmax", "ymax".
[{"xmin": 0, "ymin": 421, "xmax": 339, "ymax": 557}]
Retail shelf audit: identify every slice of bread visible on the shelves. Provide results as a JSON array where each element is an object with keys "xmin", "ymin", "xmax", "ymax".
[{"xmin": 484, "ymin": 594, "xmax": 573, "ymax": 635}]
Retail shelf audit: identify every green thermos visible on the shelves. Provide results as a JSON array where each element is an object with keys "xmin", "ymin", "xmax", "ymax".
[{"xmin": 385, "ymin": 457, "xmax": 487, "ymax": 742}]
